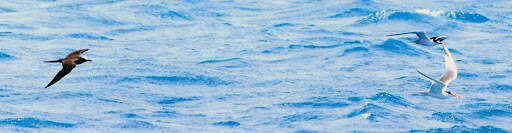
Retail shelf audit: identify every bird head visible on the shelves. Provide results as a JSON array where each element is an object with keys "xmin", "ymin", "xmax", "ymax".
[{"xmin": 430, "ymin": 36, "xmax": 447, "ymax": 44}]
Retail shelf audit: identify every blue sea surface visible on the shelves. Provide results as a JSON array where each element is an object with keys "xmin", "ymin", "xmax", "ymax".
[{"xmin": 0, "ymin": 0, "xmax": 511, "ymax": 132}]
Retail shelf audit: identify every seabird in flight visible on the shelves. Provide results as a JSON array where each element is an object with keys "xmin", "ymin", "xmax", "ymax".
[
  {"xmin": 44, "ymin": 49, "xmax": 91, "ymax": 88},
  {"xmin": 416, "ymin": 44, "xmax": 461, "ymax": 98},
  {"xmin": 387, "ymin": 31, "xmax": 446, "ymax": 46}
]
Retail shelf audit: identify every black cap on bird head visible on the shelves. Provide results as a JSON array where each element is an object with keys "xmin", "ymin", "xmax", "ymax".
[{"xmin": 430, "ymin": 36, "xmax": 447, "ymax": 44}]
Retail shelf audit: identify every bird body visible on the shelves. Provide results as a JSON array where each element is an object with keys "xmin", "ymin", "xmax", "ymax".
[{"xmin": 44, "ymin": 49, "xmax": 91, "ymax": 88}]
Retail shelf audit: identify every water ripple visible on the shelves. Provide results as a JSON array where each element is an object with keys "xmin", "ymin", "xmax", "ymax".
[
  {"xmin": 157, "ymin": 97, "xmax": 199, "ymax": 105},
  {"xmin": 445, "ymin": 11, "xmax": 489, "ymax": 23},
  {"xmin": 373, "ymin": 39, "xmax": 428, "ymax": 56},
  {"xmin": 213, "ymin": 121, "xmax": 240, "ymax": 128},
  {"xmin": 115, "ymin": 120, "xmax": 157, "ymax": 129},
  {"xmin": 283, "ymin": 111, "xmax": 323, "ymax": 122},
  {"xmin": 0, "ymin": 52, "xmax": 13, "ymax": 59},
  {"xmin": 144, "ymin": 75, "xmax": 232, "ymax": 86},
  {"xmin": 368, "ymin": 92, "xmax": 412, "ymax": 107},
  {"xmin": 279, "ymin": 101, "xmax": 349, "ymax": 108},
  {"xmin": 409, "ymin": 125, "xmax": 508, "ymax": 133},
  {"xmin": 0, "ymin": 118, "xmax": 75, "ymax": 128},
  {"xmin": 347, "ymin": 103, "xmax": 393, "ymax": 122},
  {"xmin": 68, "ymin": 33, "xmax": 114, "ymax": 40}
]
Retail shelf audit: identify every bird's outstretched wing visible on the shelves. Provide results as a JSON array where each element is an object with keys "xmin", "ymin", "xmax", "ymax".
[
  {"xmin": 65, "ymin": 49, "xmax": 88, "ymax": 59},
  {"xmin": 439, "ymin": 44, "xmax": 457, "ymax": 85},
  {"xmin": 387, "ymin": 32, "xmax": 429, "ymax": 40},
  {"xmin": 45, "ymin": 65, "xmax": 75, "ymax": 88}
]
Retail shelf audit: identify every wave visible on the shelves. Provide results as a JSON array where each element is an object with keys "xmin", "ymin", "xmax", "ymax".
[
  {"xmin": 355, "ymin": 10, "xmax": 489, "ymax": 25},
  {"xmin": 0, "ymin": 117, "xmax": 75, "ymax": 128},
  {"xmin": 158, "ymin": 11, "xmax": 192, "ymax": 20},
  {"xmin": 107, "ymin": 26, "xmax": 156, "ymax": 36},
  {"xmin": 273, "ymin": 23, "xmax": 295, "ymax": 28},
  {"xmin": 346, "ymin": 103, "xmax": 393, "ymax": 122},
  {"xmin": 121, "ymin": 113, "xmax": 142, "ymax": 118},
  {"xmin": 51, "ymin": 92, "xmax": 93, "ymax": 99},
  {"xmin": 481, "ymin": 84, "xmax": 512, "ymax": 91},
  {"xmin": 0, "ymin": 52, "xmax": 13, "ymax": 59},
  {"xmin": 330, "ymin": 8, "xmax": 374, "ymax": 18},
  {"xmin": 357, "ymin": 10, "xmax": 438, "ymax": 25},
  {"xmin": 0, "ymin": 24, "xmax": 34, "ymax": 29},
  {"xmin": 283, "ymin": 111, "xmax": 323, "ymax": 122},
  {"xmin": 213, "ymin": 121, "xmax": 240, "ymax": 127},
  {"xmin": 458, "ymin": 72, "xmax": 478, "ymax": 78},
  {"xmin": 368, "ymin": 92, "xmax": 412, "ymax": 107},
  {"xmin": 429, "ymin": 112, "xmax": 466, "ymax": 123},
  {"xmin": 197, "ymin": 58, "xmax": 248, "ymax": 68},
  {"xmin": 0, "ymin": 32, "xmax": 55, "ymax": 41},
  {"xmin": 409, "ymin": 125, "xmax": 508, "ymax": 133},
  {"xmin": 97, "ymin": 98, "xmax": 124, "ymax": 104},
  {"xmin": 347, "ymin": 96, "xmax": 364, "ymax": 102},
  {"xmin": 143, "ymin": 75, "xmax": 232, "ymax": 86},
  {"xmin": 190, "ymin": 8, "xmax": 224, "ymax": 18},
  {"xmin": 115, "ymin": 120, "xmax": 157, "ymax": 129},
  {"xmin": 445, "ymin": 11, "xmax": 489, "ymax": 23},
  {"xmin": 472, "ymin": 58, "xmax": 503, "ymax": 65},
  {"xmin": 69, "ymin": 33, "xmax": 114, "ymax": 40},
  {"xmin": 80, "ymin": 15, "xmax": 124, "ymax": 25},
  {"xmin": 262, "ymin": 41, "xmax": 361, "ymax": 54},
  {"xmin": 489, "ymin": 75, "xmax": 506, "ymax": 79},
  {"xmin": 288, "ymin": 44, "xmax": 344, "ymax": 49},
  {"xmin": 152, "ymin": 110, "xmax": 179, "ymax": 118},
  {"xmin": 342, "ymin": 46, "xmax": 369, "ymax": 55},
  {"xmin": 157, "ymin": 97, "xmax": 199, "ymax": 105},
  {"xmin": 372, "ymin": 39, "xmax": 429, "ymax": 56},
  {"xmin": 468, "ymin": 109, "xmax": 512, "ymax": 119},
  {"xmin": 131, "ymin": 4, "xmax": 192, "ymax": 21},
  {"xmin": 461, "ymin": 103, "xmax": 512, "ymax": 111},
  {"xmin": 250, "ymin": 80, "xmax": 283, "ymax": 87},
  {"xmin": 448, "ymin": 48, "xmax": 463, "ymax": 55},
  {"xmin": 387, "ymin": 11, "xmax": 436, "ymax": 23},
  {"xmin": 279, "ymin": 101, "xmax": 349, "ymax": 108},
  {"xmin": 0, "ymin": 7, "xmax": 15, "ymax": 13}
]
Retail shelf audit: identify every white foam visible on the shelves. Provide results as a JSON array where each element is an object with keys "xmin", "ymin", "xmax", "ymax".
[{"xmin": 415, "ymin": 9, "xmax": 445, "ymax": 17}]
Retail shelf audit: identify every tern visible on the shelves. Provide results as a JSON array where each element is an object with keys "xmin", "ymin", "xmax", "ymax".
[
  {"xmin": 416, "ymin": 44, "xmax": 461, "ymax": 98},
  {"xmin": 387, "ymin": 31, "xmax": 446, "ymax": 46},
  {"xmin": 44, "ymin": 49, "xmax": 91, "ymax": 88}
]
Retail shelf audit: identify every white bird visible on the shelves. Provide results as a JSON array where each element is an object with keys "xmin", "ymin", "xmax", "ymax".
[
  {"xmin": 416, "ymin": 44, "xmax": 461, "ymax": 98},
  {"xmin": 387, "ymin": 31, "xmax": 447, "ymax": 46}
]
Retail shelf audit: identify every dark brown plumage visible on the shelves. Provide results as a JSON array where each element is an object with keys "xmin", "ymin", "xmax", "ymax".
[{"xmin": 45, "ymin": 49, "xmax": 91, "ymax": 88}]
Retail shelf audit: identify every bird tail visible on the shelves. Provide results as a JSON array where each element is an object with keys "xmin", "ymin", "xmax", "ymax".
[{"xmin": 44, "ymin": 59, "xmax": 62, "ymax": 63}]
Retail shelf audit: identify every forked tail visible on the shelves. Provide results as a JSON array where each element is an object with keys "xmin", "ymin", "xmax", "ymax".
[{"xmin": 44, "ymin": 59, "xmax": 62, "ymax": 63}]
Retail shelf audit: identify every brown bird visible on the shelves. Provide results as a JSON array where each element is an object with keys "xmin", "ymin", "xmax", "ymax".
[{"xmin": 44, "ymin": 49, "xmax": 91, "ymax": 88}]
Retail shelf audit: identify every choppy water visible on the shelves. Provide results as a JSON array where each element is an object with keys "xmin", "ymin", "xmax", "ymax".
[{"xmin": 0, "ymin": 0, "xmax": 511, "ymax": 132}]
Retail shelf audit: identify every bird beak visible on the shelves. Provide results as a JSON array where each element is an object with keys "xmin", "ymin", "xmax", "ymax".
[
  {"xmin": 451, "ymin": 93, "xmax": 462, "ymax": 98},
  {"xmin": 446, "ymin": 91, "xmax": 462, "ymax": 98}
]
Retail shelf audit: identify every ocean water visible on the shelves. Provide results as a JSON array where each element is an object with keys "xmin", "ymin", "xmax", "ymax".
[{"xmin": 0, "ymin": 0, "xmax": 511, "ymax": 132}]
